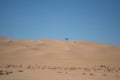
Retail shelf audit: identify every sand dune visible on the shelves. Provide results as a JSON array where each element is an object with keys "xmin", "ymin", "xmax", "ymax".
[
  {"xmin": 0, "ymin": 36, "xmax": 120, "ymax": 65},
  {"xmin": 0, "ymin": 36, "xmax": 120, "ymax": 80}
]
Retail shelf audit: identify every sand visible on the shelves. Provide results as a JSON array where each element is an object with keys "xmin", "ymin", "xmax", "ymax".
[{"xmin": 0, "ymin": 36, "xmax": 120, "ymax": 80}]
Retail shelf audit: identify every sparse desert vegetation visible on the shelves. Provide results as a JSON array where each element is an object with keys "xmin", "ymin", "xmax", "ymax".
[{"xmin": 0, "ymin": 64, "xmax": 120, "ymax": 80}]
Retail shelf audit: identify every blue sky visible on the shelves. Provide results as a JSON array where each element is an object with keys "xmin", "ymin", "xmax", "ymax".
[{"xmin": 0, "ymin": 0, "xmax": 120, "ymax": 45}]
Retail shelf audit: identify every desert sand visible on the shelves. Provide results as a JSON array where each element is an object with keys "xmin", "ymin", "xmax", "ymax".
[{"xmin": 0, "ymin": 36, "xmax": 120, "ymax": 80}]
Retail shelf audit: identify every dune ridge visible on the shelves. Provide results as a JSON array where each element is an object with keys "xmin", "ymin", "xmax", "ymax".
[{"xmin": 0, "ymin": 36, "xmax": 120, "ymax": 66}]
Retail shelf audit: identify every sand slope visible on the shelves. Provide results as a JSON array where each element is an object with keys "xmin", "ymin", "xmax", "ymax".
[
  {"xmin": 0, "ymin": 36, "xmax": 120, "ymax": 65},
  {"xmin": 0, "ymin": 36, "xmax": 120, "ymax": 80}
]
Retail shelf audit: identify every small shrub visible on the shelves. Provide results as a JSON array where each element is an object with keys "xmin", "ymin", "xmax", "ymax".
[
  {"xmin": 64, "ymin": 68, "xmax": 67, "ymax": 70},
  {"xmin": 89, "ymin": 73, "xmax": 95, "ymax": 75},
  {"xmin": 82, "ymin": 73, "xmax": 86, "ymax": 75},
  {"xmin": 0, "ymin": 72, "xmax": 5, "ymax": 75},
  {"xmin": 18, "ymin": 70, "xmax": 24, "ymax": 72},
  {"xmin": 6, "ymin": 71, "xmax": 13, "ymax": 75},
  {"xmin": 0, "ymin": 70, "xmax": 3, "ymax": 72},
  {"xmin": 27, "ymin": 65, "xmax": 31, "ymax": 69}
]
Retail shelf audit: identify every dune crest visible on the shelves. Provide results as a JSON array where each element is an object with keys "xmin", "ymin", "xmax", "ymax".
[{"xmin": 0, "ymin": 36, "xmax": 120, "ymax": 66}]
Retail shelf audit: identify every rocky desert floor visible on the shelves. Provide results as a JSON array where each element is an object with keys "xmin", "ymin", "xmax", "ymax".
[{"xmin": 0, "ymin": 64, "xmax": 120, "ymax": 80}]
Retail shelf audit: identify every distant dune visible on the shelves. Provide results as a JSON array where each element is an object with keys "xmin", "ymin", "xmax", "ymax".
[
  {"xmin": 0, "ymin": 36, "xmax": 120, "ymax": 66},
  {"xmin": 0, "ymin": 36, "xmax": 120, "ymax": 80}
]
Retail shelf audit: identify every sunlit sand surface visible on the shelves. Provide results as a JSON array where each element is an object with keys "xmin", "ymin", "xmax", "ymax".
[{"xmin": 0, "ymin": 36, "xmax": 120, "ymax": 80}]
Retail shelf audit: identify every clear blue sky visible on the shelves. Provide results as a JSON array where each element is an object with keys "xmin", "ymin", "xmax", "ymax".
[{"xmin": 0, "ymin": 0, "xmax": 120, "ymax": 45}]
